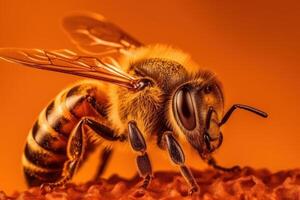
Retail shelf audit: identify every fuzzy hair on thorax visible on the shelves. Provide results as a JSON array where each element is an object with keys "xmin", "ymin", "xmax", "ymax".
[{"xmin": 107, "ymin": 45, "xmax": 222, "ymax": 143}]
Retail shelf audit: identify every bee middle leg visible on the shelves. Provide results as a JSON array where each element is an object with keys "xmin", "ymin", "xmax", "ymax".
[
  {"xmin": 128, "ymin": 121, "xmax": 153, "ymax": 189},
  {"xmin": 41, "ymin": 118, "xmax": 125, "ymax": 191},
  {"xmin": 163, "ymin": 131, "xmax": 199, "ymax": 195}
]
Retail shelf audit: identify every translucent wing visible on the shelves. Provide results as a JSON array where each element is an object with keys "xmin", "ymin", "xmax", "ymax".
[
  {"xmin": 62, "ymin": 12, "xmax": 142, "ymax": 55},
  {"xmin": 0, "ymin": 48, "xmax": 140, "ymax": 89}
]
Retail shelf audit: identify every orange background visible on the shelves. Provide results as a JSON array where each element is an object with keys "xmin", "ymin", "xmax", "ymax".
[{"xmin": 0, "ymin": 0, "xmax": 299, "ymax": 194}]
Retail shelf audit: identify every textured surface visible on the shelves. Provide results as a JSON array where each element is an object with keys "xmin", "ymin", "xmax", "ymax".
[{"xmin": 1, "ymin": 167, "xmax": 300, "ymax": 200}]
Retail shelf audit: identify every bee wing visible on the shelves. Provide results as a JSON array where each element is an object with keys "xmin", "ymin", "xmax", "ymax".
[
  {"xmin": 0, "ymin": 48, "xmax": 139, "ymax": 89},
  {"xmin": 62, "ymin": 12, "xmax": 142, "ymax": 56}
]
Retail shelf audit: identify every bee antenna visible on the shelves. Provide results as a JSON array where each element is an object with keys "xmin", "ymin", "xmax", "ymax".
[{"xmin": 219, "ymin": 104, "xmax": 268, "ymax": 126}]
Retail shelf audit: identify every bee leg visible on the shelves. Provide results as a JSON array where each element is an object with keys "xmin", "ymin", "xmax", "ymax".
[
  {"xmin": 93, "ymin": 148, "xmax": 113, "ymax": 181},
  {"xmin": 41, "ymin": 119, "xmax": 87, "ymax": 192},
  {"xmin": 41, "ymin": 118, "xmax": 125, "ymax": 192},
  {"xmin": 128, "ymin": 121, "xmax": 153, "ymax": 189},
  {"xmin": 206, "ymin": 157, "xmax": 241, "ymax": 172},
  {"xmin": 84, "ymin": 117, "xmax": 126, "ymax": 181},
  {"xmin": 201, "ymin": 133, "xmax": 241, "ymax": 173},
  {"xmin": 163, "ymin": 131, "xmax": 199, "ymax": 195}
]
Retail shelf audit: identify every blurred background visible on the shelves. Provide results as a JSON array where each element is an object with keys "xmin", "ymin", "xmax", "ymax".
[{"xmin": 0, "ymin": 0, "xmax": 299, "ymax": 194}]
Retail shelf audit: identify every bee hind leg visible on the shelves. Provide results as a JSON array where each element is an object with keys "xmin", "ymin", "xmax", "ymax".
[
  {"xmin": 40, "ymin": 119, "xmax": 87, "ymax": 192},
  {"xmin": 128, "ymin": 121, "xmax": 153, "ymax": 189},
  {"xmin": 163, "ymin": 131, "xmax": 199, "ymax": 195},
  {"xmin": 41, "ymin": 118, "xmax": 125, "ymax": 192}
]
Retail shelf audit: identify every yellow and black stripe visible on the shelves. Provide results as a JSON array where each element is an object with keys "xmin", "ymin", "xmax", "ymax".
[{"xmin": 23, "ymin": 81, "xmax": 108, "ymax": 186}]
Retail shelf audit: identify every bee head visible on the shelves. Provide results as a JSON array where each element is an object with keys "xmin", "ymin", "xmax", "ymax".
[{"xmin": 171, "ymin": 71, "xmax": 224, "ymax": 155}]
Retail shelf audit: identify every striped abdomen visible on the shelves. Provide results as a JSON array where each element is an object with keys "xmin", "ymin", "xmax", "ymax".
[{"xmin": 22, "ymin": 81, "xmax": 108, "ymax": 186}]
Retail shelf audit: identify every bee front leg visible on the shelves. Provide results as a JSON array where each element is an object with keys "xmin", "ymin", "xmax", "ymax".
[
  {"xmin": 128, "ymin": 121, "xmax": 153, "ymax": 189},
  {"xmin": 163, "ymin": 131, "xmax": 199, "ymax": 195},
  {"xmin": 206, "ymin": 156, "xmax": 241, "ymax": 172},
  {"xmin": 201, "ymin": 133, "xmax": 241, "ymax": 173}
]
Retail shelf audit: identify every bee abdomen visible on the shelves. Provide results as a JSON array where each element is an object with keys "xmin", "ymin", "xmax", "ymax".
[
  {"xmin": 22, "ymin": 149, "xmax": 63, "ymax": 186},
  {"xmin": 23, "ymin": 120, "xmax": 67, "ymax": 186},
  {"xmin": 23, "ymin": 81, "xmax": 109, "ymax": 186},
  {"xmin": 31, "ymin": 120, "xmax": 68, "ymax": 154}
]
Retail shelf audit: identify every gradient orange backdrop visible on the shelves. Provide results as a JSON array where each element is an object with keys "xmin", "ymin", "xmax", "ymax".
[{"xmin": 0, "ymin": 0, "xmax": 299, "ymax": 194}]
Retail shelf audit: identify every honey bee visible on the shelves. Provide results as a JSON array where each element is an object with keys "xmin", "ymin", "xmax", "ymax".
[{"xmin": 0, "ymin": 12, "xmax": 267, "ymax": 194}]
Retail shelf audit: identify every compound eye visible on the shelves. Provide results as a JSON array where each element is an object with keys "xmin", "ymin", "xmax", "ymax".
[{"xmin": 174, "ymin": 87, "xmax": 196, "ymax": 130}]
